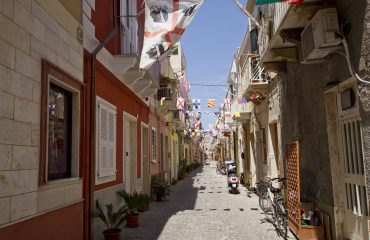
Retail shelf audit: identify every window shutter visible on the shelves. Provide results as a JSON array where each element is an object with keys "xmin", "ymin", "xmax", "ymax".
[
  {"xmin": 97, "ymin": 101, "xmax": 116, "ymax": 178},
  {"xmin": 107, "ymin": 110, "xmax": 116, "ymax": 176}
]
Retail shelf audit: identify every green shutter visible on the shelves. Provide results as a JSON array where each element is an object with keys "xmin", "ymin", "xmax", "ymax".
[{"xmin": 256, "ymin": 0, "xmax": 282, "ymax": 5}]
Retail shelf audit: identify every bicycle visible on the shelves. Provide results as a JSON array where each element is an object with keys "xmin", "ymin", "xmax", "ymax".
[
  {"xmin": 257, "ymin": 177, "xmax": 288, "ymax": 239},
  {"xmin": 216, "ymin": 162, "xmax": 226, "ymax": 175}
]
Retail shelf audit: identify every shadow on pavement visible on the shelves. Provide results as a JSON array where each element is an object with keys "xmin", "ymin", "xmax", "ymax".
[{"xmin": 121, "ymin": 166, "xmax": 203, "ymax": 240}]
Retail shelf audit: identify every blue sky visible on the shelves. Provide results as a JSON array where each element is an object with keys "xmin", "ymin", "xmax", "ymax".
[{"xmin": 181, "ymin": 0, "xmax": 248, "ymax": 131}]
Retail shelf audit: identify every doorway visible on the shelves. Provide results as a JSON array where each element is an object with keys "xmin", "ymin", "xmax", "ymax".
[
  {"xmin": 124, "ymin": 113, "xmax": 137, "ymax": 193},
  {"xmin": 326, "ymin": 79, "xmax": 368, "ymax": 239},
  {"xmin": 141, "ymin": 124, "xmax": 149, "ymax": 194}
]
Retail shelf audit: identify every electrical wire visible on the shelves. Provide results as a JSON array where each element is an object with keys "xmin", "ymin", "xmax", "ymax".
[
  {"xmin": 336, "ymin": 32, "xmax": 370, "ymax": 84},
  {"xmin": 188, "ymin": 83, "xmax": 229, "ymax": 87}
]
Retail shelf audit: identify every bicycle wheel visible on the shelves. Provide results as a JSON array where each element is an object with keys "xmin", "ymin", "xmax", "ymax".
[
  {"xmin": 259, "ymin": 193, "xmax": 273, "ymax": 215},
  {"xmin": 275, "ymin": 202, "xmax": 288, "ymax": 239}
]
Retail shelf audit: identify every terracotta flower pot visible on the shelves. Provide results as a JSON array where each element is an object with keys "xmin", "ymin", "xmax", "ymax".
[
  {"xmin": 138, "ymin": 206, "xmax": 148, "ymax": 212},
  {"xmin": 126, "ymin": 213, "xmax": 139, "ymax": 228},
  {"xmin": 155, "ymin": 195, "xmax": 164, "ymax": 202},
  {"xmin": 103, "ymin": 228, "xmax": 121, "ymax": 240}
]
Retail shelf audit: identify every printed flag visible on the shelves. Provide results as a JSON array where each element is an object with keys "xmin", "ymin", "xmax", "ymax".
[
  {"xmin": 242, "ymin": 97, "xmax": 247, "ymax": 104},
  {"xmin": 224, "ymin": 111, "xmax": 231, "ymax": 118},
  {"xmin": 177, "ymin": 97, "xmax": 185, "ymax": 109},
  {"xmin": 207, "ymin": 99, "xmax": 216, "ymax": 108},
  {"xmin": 193, "ymin": 99, "xmax": 201, "ymax": 109},
  {"xmin": 224, "ymin": 99, "xmax": 230, "ymax": 110},
  {"xmin": 237, "ymin": 98, "xmax": 242, "ymax": 105},
  {"xmin": 288, "ymin": 0, "xmax": 304, "ymax": 4},
  {"xmin": 140, "ymin": 0, "xmax": 205, "ymax": 69},
  {"xmin": 251, "ymin": 93, "xmax": 260, "ymax": 100},
  {"xmin": 231, "ymin": 125, "xmax": 237, "ymax": 132}
]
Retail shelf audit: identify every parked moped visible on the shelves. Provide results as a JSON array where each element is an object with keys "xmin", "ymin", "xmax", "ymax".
[{"xmin": 226, "ymin": 163, "xmax": 239, "ymax": 194}]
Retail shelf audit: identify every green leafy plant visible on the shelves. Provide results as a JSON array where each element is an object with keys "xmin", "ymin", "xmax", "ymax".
[
  {"xmin": 94, "ymin": 200, "xmax": 128, "ymax": 232},
  {"xmin": 137, "ymin": 192, "xmax": 151, "ymax": 211},
  {"xmin": 117, "ymin": 191, "xmax": 141, "ymax": 216},
  {"xmin": 151, "ymin": 176, "xmax": 171, "ymax": 199}
]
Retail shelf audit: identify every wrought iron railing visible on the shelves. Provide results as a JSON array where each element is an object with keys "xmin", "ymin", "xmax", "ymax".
[
  {"xmin": 249, "ymin": 57, "xmax": 269, "ymax": 83},
  {"xmin": 258, "ymin": 2, "xmax": 290, "ymax": 55},
  {"xmin": 267, "ymin": 2, "xmax": 290, "ymax": 35}
]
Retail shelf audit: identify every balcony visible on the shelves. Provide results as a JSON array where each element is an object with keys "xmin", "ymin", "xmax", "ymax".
[
  {"xmin": 156, "ymin": 86, "xmax": 177, "ymax": 114},
  {"xmin": 251, "ymin": 1, "xmax": 323, "ymax": 71},
  {"xmin": 230, "ymin": 100, "xmax": 253, "ymax": 123},
  {"xmin": 84, "ymin": 0, "xmax": 160, "ymax": 99},
  {"xmin": 242, "ymin": 56, "xmax": 270, "ymax": 100}
]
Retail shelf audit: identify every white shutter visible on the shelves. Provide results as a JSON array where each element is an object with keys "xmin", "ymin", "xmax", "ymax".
[
  {"xmin": 97, "ymin": 99, "xmax": 116, "ymax": 178},
  {"xmin": 107, "ymin": 110, "xmax": 116, "ymax": 176}
]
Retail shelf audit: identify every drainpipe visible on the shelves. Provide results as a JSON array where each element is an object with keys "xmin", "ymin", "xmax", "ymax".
[{"xmin": 88, "ymin": 0, "xmax": 118, "ymax": 239}]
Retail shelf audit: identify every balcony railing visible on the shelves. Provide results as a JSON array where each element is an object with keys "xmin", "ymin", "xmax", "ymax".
[
  {"xmin": 250, "ymin": 57, "xmax": 269, "ymax": 83},
  {"xmin": 157, "ymin": 88, "xmax": 172, "ymax": 100},
  {"xmin": 267, "ymin": 2, "xmax": 290, "ymax": 36},
  {"xmin": 238, "ymin": 55, "xmax": 270, "ymax": 98},
  {"xmin": 258, "ymin": 2, "xmax": 290, "ymax": 56}
]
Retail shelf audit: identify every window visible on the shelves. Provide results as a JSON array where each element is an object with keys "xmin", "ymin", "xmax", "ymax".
[
  {"xmin": 40, "ymin": 60, "xmax": 83, "ymax": 184},
  {"xmin": 96, "ymin": 97, "xmax": 117, "ymax": 183},
  {"xmin": 151, "ymin": 128, "xmax": 157, "ymax": 162},
  {"xmin": 48, "ymin": 83, "xmax": 72, "ymax": 180}
]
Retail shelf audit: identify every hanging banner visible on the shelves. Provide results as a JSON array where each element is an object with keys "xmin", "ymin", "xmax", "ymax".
[
  {"xmin": 140, "ymin": 0, "xmax": 205, "ymax": 70},
  {"xmin": 224, "ymin": 99, "xmax": 231, "ymax": 110},
  {"xmin": 177, "ymin": 97, "xmax": 185, "ymax": 109}
]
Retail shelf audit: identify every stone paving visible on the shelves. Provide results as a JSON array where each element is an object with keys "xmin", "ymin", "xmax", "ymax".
[{"xmin": 121, "ymin": 160, "xmax": 296, "ymax": 240}]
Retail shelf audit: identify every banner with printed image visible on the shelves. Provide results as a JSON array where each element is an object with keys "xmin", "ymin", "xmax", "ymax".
[{"xmin": 140, "ymin": 0, "xmax": 205, "ymax": 70}]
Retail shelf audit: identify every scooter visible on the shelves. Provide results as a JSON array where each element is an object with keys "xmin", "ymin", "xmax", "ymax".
[{"xmin": 227, "ymin": 165, "xmax": 239, "ymax": 194}]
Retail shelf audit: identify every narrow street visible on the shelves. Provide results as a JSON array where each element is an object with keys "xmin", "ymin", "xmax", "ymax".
[
  {"xmin": 1, "ymin": 0, "xmax": 369, "ymax": 239},
  {"xmin": 123, "ymin": 161, "xmax": 290, "ymax": 240}
]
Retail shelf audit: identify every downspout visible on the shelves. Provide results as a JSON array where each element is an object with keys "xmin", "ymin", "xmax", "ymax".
[{"xmin": 88, "ymin": 0, "xmax": 118, "ymax": 239}]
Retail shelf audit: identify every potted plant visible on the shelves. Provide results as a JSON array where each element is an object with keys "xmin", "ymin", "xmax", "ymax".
[
  {"xmin": 137, "ymin": 193, "xmax": 151, "ymax": 212},
  {"xmin": 94, "ymin": 200, "xmax": 128, "ymax": 240},
  {"xmin": 117, "ymin": 191, "xmax": 141, "ymax": 228},
  {"xmin": 151, "ymin": 176, "xmax": 171, "ymax": 202}
]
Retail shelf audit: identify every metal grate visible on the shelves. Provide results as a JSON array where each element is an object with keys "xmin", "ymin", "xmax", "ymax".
[{"xmin": 286, "ymin": 141, "xmax": 301, "ymax": 227}]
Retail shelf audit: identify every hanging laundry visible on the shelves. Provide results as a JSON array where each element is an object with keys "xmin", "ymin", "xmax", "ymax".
[{"xmin": 160, "ymin": 97, "xmax": 166, "ymax": 106}]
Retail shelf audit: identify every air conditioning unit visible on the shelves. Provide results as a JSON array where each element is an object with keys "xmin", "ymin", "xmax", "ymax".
[{"xmin": 301, "ymin": 8, "xmax": 342, "ymax": 63}]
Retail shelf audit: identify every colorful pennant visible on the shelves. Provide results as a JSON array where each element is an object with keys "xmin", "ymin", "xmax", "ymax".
[
  {"xmin": 177, "ymin": 97, "xmax": 185, "ymax": 110},
  {"xmin": 193, "ymin": 99, "xmax": 201, "ymax": 109},
  {"xmin": 207, "ymin": 99, "xmax": 216, "ymax": 107}
]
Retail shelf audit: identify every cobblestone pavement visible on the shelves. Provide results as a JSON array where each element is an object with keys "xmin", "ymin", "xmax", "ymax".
[{"xmin": 122, "ymin": 161, "xmax": 296, "ymax": 240}]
